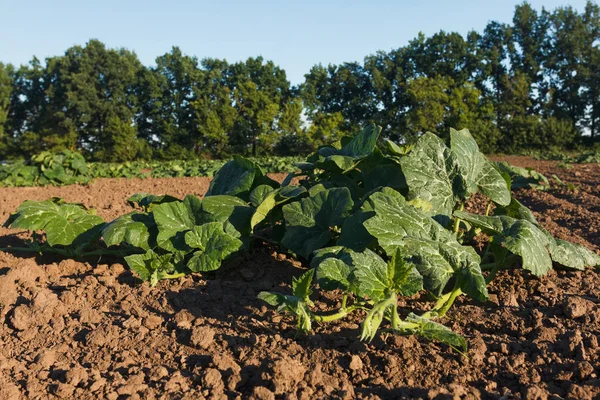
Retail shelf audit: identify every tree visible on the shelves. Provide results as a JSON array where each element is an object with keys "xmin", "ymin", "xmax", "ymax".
[
  {"xmin": 193, "ymin": 59, "xmax": 236, "ymax": 157},
  {"xmin": 225, "ymin": 57, "xmax": 293, "ymax": 155},
  {"xmin": 40, "ymin": 40, "xmax": 145, "ymax": 159},
  {"xmin": 0, "ymin": 62, "xmax": 14, "ymax": 157},
  {"xmin": 137, "ymin": 47, "xmax": 201, "ymax": 158}
]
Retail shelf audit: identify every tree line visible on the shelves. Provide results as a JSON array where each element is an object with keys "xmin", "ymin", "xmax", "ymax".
[{"xmin": 0, "ymin": 1, "xmax": 599, "ymax": 161}]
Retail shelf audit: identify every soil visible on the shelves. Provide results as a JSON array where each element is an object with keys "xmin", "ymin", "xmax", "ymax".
[{"xmin": 0, "ymin": 158, "xmax": 599, "ymax": 400}]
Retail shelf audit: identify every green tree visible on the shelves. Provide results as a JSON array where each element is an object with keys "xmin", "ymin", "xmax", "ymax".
[
  {"xmin": 226, "ymin": 57, "xmax": 293, "ymax": 155},
  {"xmin": 137, "ymin": 47, "xmax": 201, "ymax": 158},
  {"xmin": 43, "ymin": 40, "xmax": 144, "ymax": 159},
  {"xmin": 0, "ymin": 62, "xmax": 14, "ymax": 157}
]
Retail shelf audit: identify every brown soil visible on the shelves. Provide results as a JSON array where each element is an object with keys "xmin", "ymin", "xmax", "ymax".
[{"xmin": 0, "ymin": 160, "xmax": 599, "ymax": 400}]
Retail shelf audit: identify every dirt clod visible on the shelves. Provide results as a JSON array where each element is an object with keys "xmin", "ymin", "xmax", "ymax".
[
  {"xmin": 190, "ymin": 325, "xmax": 215, "ymax": 349},
  {"xmin": 564, "ymin": 296, "xmax": 590, "ymax": 319}
]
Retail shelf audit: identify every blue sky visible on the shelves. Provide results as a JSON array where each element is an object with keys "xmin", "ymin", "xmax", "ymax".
[{"xmin": 0, "ymin": 0, "xmax": 591, "ymax": 85}]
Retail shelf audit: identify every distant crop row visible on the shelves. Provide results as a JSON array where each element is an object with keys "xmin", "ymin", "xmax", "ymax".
[{"xmin": 0, "ymin": 151, "xmax": 303, "ymax": 187}]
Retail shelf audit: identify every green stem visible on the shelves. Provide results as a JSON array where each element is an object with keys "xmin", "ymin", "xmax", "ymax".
[
  {"xmin": 391, "ymin": 299, "xmax": 401, "ymax": 330},
  {"xmin": 81, "ymin": 249, "xmax": 134, "ymax": 257},
  {"xmin": 485, "ymin": 202, "xmax": 493, "ymax": 216},
  {"xmin": 453, "ymin": 202, "xmax": 464, "ymax": 234},
  {"xmin": 312, "ymin": 304, "xmax": 364, "ymax": 323},
  {"xmin": 341, "ymin": 294, "xmax": 348, "ymax": 310},
  {"xmin": 162, "ymin": 272, "xmax": 186, "ymax": 279},
  {"xmin": 485, "ymin": 264, "xmax": 500, "ymax": 285},
  {"xmin": 0, "ymin": 246, "xmax": 69, "ymax": 256},
  {"xmin": 422, "ymin": 286, "xmax": 463, "ymax": 319}
]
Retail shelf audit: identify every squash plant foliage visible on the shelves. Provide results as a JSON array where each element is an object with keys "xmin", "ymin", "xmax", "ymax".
[{"xmin": 4, "ymin": 125, "xmax": 600, "ymax": 351}]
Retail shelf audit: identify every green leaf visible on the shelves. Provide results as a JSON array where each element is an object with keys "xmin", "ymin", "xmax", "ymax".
[
  {"xmin": 337, "ymin": 208, "xmax": 375, "ymax": 252},
  {"xmin": 292, "ymin": 269, "xmax": 314, "ymax": 301},
  {"xmin": 319, "ymin": 124, "xmax": 381, "ymax": 159},
  {"xmin": 317, "ymin": 247, "xmax": 423, "ymax": 302},
  {"xmin": 405, "ymin": 313, "xmax": 467, "ymax": 352},
  {"xmin": 363, "ymin": 188, "xmax": 484, "ymax": 298},
  {"xmin": 185, "ymin": 222, "xmax": 243, "ymax": 272},
  {"xmin": 454, "ymin": 211, "xmax": 552, "ymax": 276},
  {"xmin": 494, "ymin": 162, "xmax": 550, "ymax": 190},
  {"xmin": 102, "ymin": 212, "xmax": 154, "ymax": 250},
  {"xmin": 501, "ymin": 220, "xmax": 552, "ymax": 275},
  {"xmin": 388, "ymin": 248, "xmax": 423, "ymax": 297},
  {"xmin": 251, "ymin": 192, "xmax": 278, "ymax": 231},
  {"xmin": 493, "ymin": 197, "xmax": 538, "ymax": 224},
  {"xmin": 152, "ymin": 201, "xmax": 196, "ymax": 251},
  {"xmin": 400, "ymin": 133, "xmax": 468, "ymax": 221},
  {"xmin": 339, "ymin": 124, "xmax": 381, "ymax": 158},
  {"xmin": 363, "ymin": 163, "xmax": 408, "ymax": 194},
  {"xmin": 127, "ymin": 193, "xmax": 181, "ymax": 211},
  {"xmin": 250, "ymin": 186, "xmax": 307, "ymax": 231},
  {"xmin": 124, "ymin": 250, "xmax": 179, "ymax": 287},
  {"xmin": 257, "ymin": 292, "xmax": 312, "ymax": 333},
  {"xmin": 316, "ymin": 257, "xmax": 352, "ymax": 291},
  {"xmin": 348, "ymin": 248, "xmax": 390, "ymax": 302},
  {"xmin": 314, "ymin": 125, "xmax": 382, "ymax": 172},
  {"xmin": 548, "ymin": 240, "xmax": 600, "ymax": 270},
  {"xmin": 450, "ymin": 128, "xmax": 511, "ymax": 206},
  {"xmin": 281, "ymin": 187, "xmax": 353, "ymax": 258},
  {"xmin": 5, "ymin": 199, "xmax": 104, "ymax": 246},
  {"xmin": 206, "ymin": 155, "xmax": 258, "ymax": 197},
  {"xmin": 249, "ymin": 185, "xmax": 275, "ymax": 207},
  {"xmin": 201, "ymin": 195, "xmax": 253, "ymax": 239},
  {"xmin": 363, "ymin": 188, "xmax": 452, "ymax": 254}
]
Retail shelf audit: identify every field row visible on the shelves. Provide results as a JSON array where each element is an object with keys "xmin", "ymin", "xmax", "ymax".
[{"xmin": 0, "ymin": 150, "xmax": 303, "ymax": 187}]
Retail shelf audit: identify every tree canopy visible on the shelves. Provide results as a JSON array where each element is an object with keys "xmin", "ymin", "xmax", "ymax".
[{"xmin": 1, "ymin": 1, "xmax": 599, "ymax": 161}]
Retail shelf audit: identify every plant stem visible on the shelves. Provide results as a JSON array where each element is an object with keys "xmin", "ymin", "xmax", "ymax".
[
  {"xmin": 312, "ymin": 304, "xmax": 363, "ymax": 323},
  {"xmin": 390, "ymin": 298, "xmax": 401, "ymax": 330},
  {"xmin": 341, "ymin": 294, "xmax": 348, "ymax": 310},
  {"xmin": 163, "ymin": 272, "xmax": 186, "ymax": 279},
  {"xmin": 0, "ymin": 246, "xmax": 69, "ymax": 257},
  {"xmin": 485, "ymin": 202, "xmax": 492, "ymax": 216},
  {"xmin": 453, "ymin": 202, "xmax": 464, "ymax": 234},
  {"xmin": 485, "ymin": 264, "xmax": 500, "ymax": 285},
  {"xmin": 422, "ymin": 286, "xmax": 463, "ymax": 319},
  {"xmin": 81, "ymin": 249, "xmax": 134, "ymax": 257}
]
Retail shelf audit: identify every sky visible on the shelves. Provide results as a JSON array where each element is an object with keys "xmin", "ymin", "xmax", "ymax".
[{"xmin": 0, "ymin": 0, "xmax": 592, "ymax": 85}]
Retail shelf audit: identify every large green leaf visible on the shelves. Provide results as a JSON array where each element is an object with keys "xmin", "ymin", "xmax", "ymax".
[
  {"xmin": 313, "ymin": 125, "xmax": 382, "ymax": 173},
  {"xmin": 493, "ymin": 197, "xmax": 538, "ymax": 224},
  {"xmin": 201, "ymin": 195, "xmax": 254, "ymax": 238},
  {"xmin": 363, "ymin": 189, "xmax": 486, "ymax": 298},
  {"xmin": 316, "ymin": 257, "xmax": 352, "ymax": 292},
  {"xmin": 281, "ymin": 187, "xmax": 353, "ymax": 258},
  {"xmin": 363, "ymin": 188, "xmax": 452, "ymax": 254},
  {"xmin": 319, "ymin": 124, "xmax": 381, "ymax": 159},
  {"xmin": 102, "ymin": 212, "xmax": 155, "ymax": 250},
  {"xmin": 405, "ymin": 313, "xmax": 467, "ymax": 352},
  {"xmin": 206, "ymin": 155, "xmax": 259, "ymax": 197},
  {"xmin": 454, "ymin": 211, "xmax": 552, "ymax": 276},
  {"xmin": 450, "ymin": 128, "xmax": 510, "ymax": 206},
  {"xmin": 249, "ymin": 185, "xmax": 275, "ymax": 207},
  {"xmin": 152, "ymin": 201, "xmax": 196, "ymax": 251},
  {"xmin": 5, "ymin": 199, "xmax": 104, "ymax": 246},
  {"xmin": 315, "ymin": 247, "xmax": 422, "ymax": 300},
  {"xmin": 548, "ymin": 239, "xmax": 600, "ymax": 270},
  {"xmin": 400, "ymin": 133, "xmax": 468, "ymax": 221},
  {"xmin": 337, "ymin": 208, "xmax": 375, "ymax": 252},
  {"xmin": 250, "ymin": 186, "xmax": 307, "ymax": 231},
  {"xmin": 185, "ymin": 222, "xmax": 243, "ymax": 272}
]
